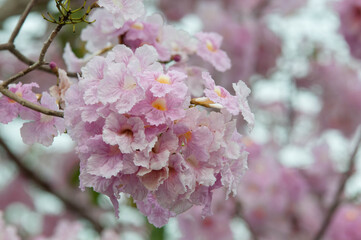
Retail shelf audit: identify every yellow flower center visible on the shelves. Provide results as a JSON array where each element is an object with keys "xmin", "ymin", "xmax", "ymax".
[
  {"xmin": 214, "ymin": 87, "xmax": 222, "ymax": 97},
  {"xmin": 131, "ymin": 22, "xmax": 144, "ymax": 30},
  {"xmin": 151, "ymin": 98, "xmax": 167, "ymax": 111},
  {"xmin": 184, "ymin": 131, "xmax": 192, "ymax": 142},
  {"xmin": 156, "ymin": 74, "xmax": 171, "ymax": 84},
  {"xmin": 206, "ymin": 40, "xmax": 216, "ymax": 52}
]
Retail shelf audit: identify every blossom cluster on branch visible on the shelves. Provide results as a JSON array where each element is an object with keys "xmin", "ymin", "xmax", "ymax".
[
  {"xmin": 0, "ymin": 0, "xmax": 254, "ymax": 228},
  {"xmin": 2, "ymin": 0, "xmax": 361, "ymax": 239}
]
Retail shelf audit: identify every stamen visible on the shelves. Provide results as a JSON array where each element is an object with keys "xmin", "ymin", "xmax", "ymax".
[
  {"xmin": 156, "ymin": 74, "xmax": 171, "ymax": 84},
  {"xmin": 131, "ymin": 22, "xmax": 144, "ymax": 30},
  {"xmin": 151, "ymin": 98, "xmax": 167, "ymax": 111},
  {"xmin": 206, "ymin": 40, "xmax": 216, "ymax": 52}
]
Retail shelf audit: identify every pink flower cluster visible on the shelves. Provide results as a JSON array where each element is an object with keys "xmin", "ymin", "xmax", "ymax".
[
  {"xmin": 64, "ymin": 41, "xmax": 251, "ymax": 226},
  {"xmin": 0, "ymin": 82, "xmax": 65, "ymax": 146},
  {"xmin": 73, "ymin": 1, "xmax": 231, "ymax": 73}
]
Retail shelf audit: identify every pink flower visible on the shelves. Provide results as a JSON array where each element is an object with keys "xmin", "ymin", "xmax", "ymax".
[
  {"xmin": 0, "ymin": 82, "xmax": 38, "ymax": 124},
  {"xmin": 102, "ymin": 113, "xmax": 153, "ymax": 153},
  {"xmin": 232, "ymin": 80, "xmax": 255, "ymax": 130},
  {"xmin": 326, "ymin": 204, "xmax": 361, "ymax": 240},
  {"xmin": 159, "ymin": 25, "xmax": 198, "ymax": 62},
  {"xmin": 80, "ymin": 8, "xmax": 128, "ymax": 52},
  {"xmin": 98, "ymin": 62, "xmax": 145, "ymax": 114},
  {"xmin": 155, "ymin": 153, "xmax": 194, "ymax": 213},
  {"xmin": 85, "ymin": 135, "xmax": 138, "ymax": 178},
  {"xmin": 20, "ymin": 92, "xmax": 65, "ymax": 146},
  {"xmin": 134, "ymin": 129, "xmax": 179, "ymax": 170},
  {"xmin": 136, "ymin": 193, "xmax": 176, "ymax": 228},
  {"xmin": 202, "ymin": 72, "xmax": 239, "ymax": 115},
  {"xmin": 140, "ymin": 69, "xmax": 188, "ymax": 98},
  {"xmin": 195, "ymin": 32, "xmax": 231, "ymax": 72},
  {"xmin": 98, "ymin": 0, "xmax": 145, "ymax": 28},
  {"xmin": 49, "ymin": 68, "xmax": 72, "ymax": 109},
  {"xmin": 79, "ymin": 56, "xmax": 107, "ymax": 105},
  {"xmin": 137, "ymin": 167, "xmax": 169, "ymax": 191},
  {"xmin": 130, "ymin": 89, "xmax": 187, "ymax": 126}
]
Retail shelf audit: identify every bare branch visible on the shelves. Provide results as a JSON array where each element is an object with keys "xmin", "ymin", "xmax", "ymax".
[
  {"xmin": 6, "ymin": 45, "xmax": 78, "ymax": 77},
  {"xmin": 1, "ymin": 62, "xmax": 42, "ymax": 87},
  {"xmin": 39, "ymin": 24, "xmax": 64, "ymax": 63},
  {"xmin": 312, "ymin": 132, "xmax": 361, "ymax": 240},
  {"xmin": 0, "ymin": 85, "xmax": 64, "ymax": 118},
  {"xmin": 8, "ymin": 0, "xmax": 37, "ymax": 43},
  {"xmin": 2, "ymin": 23, "xmax": 65, "ymax": 87},
  {"xmin": 0, "ymin": 137, "xmax": 103, "ymax": 233},
  {"xmin": 0, "ymin": 43, "xmax": 11, "ymax": 50}
]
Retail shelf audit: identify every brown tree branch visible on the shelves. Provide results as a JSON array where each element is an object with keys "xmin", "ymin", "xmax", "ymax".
[
  {"xmin": 2, "ymin": 23, "xmax": 65, "ymax": 87},
  {"xmin": 0, "ymin": 43, "xmax": 11, "ymax": 50},
  {"xmin": 8, "ymin": 0, "xmax": 37, "ymax": 43},
  {"xmin": 312, "ymin": 132, "xmax": 361, "ymax": 240},
  {"xmin": 0, "ymin": 137, "xmax": 104, "ymax": 233},
  {"xmin": 0, "ymin": 85, "xmax": 64, "ymax": 118},
  {"xmin": 2, "ymin": 44, "xmax": 78, "ymax": 77},
  {"xmin": 39, "ymin": 24, "xmax": 64, "ymax": 64}
]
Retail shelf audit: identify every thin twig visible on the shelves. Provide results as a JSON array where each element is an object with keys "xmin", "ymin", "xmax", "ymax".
[
  {"xmin": 8, "ymin": 45, "xmax": 78, "ymax": 77},
  {"xmin": 8, "ymin": 0, "xmax": 37, "ymax": 43},
  {"xmin": 39, "ymin": 24, "xmax": 64, "ymax": 63},
  {"xmin": 0, "ymin": 85, "xmax": 64, "ymax": 118},
  {"xmin": 312, "ymin": 132, "xmax": 361, "ymax": 240},
  {"xmin": 0, "ymin": 137, "xmax": 103, "ymax": 232},
  {"xmin": 2, "ymin": 24, "xmax": 64, "ymax": 87},
  {"xmin": 1, "ymin": 62, "xmax": 42, "ymax": 87}
]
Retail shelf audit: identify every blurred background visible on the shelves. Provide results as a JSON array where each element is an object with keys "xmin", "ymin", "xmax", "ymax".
[{"xmin": 1, "ymin": 0, "xmax": 361, "ymax": 239}]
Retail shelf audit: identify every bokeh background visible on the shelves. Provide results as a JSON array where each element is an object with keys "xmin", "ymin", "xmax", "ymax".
[{"xmin": 1, "ymin": 0, "xmax": 361, "ymax": 239}]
